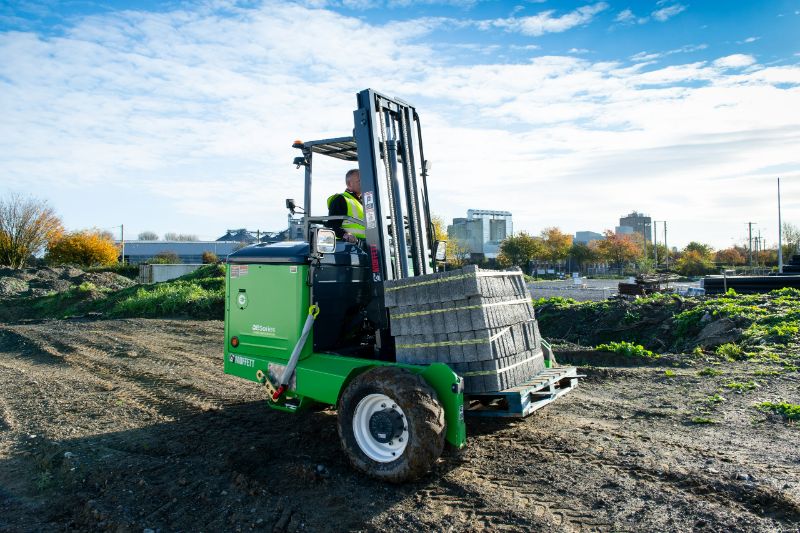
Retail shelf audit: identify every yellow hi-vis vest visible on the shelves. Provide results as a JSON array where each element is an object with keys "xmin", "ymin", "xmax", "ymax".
[{"xmin": 327, "ymin": 191, "xmax": 366, "ymax": 239}]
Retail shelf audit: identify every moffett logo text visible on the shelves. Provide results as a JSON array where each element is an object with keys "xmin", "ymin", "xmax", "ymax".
[{"xmin": 230, "ymin": 355, "xmax": 255, "ymax": 368}]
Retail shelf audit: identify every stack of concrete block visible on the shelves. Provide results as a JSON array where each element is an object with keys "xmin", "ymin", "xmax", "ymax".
[{"xmin": 384, "ymin": 265, "xmax": 546, "ymax": 393}]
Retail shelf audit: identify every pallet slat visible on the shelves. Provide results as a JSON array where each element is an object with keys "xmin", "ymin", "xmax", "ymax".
[{"xmin": 464, "ymin": 366, "xmax": 580, "ymax": 418}]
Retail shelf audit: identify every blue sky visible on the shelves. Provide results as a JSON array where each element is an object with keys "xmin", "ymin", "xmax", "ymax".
[{"xmin": 1, "ymin": 0, "xmax": 799, "ymax": 249}]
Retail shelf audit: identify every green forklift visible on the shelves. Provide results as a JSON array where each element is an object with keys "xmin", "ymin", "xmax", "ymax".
[{"xmin": 224, "ymin": 89, "xmax": 578, "ymax": 482}]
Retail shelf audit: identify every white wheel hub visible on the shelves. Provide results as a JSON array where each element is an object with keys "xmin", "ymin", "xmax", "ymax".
[{"xmin": 352, "ymin": 393, "xmax": 409, "ymax": 463}]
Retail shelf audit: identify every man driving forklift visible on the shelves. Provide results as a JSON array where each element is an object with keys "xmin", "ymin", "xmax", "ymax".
[{"xmin": 327, "ymin": 168, "xmax": 365, "ymax": 243}]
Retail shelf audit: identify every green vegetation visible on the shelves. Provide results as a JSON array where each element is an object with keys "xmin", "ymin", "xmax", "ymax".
[
  {"xmin": 715, "ymin": 343, "xmax": 744, "ymax": 359},
  {"xmin": 13, "ymin": 264, "xmax": 225, "ymax": 320},
  {"xmin": 705, "ymin": 393, "xmax": 726, "ymax": 404},
  {"xmin": 595, "ymin": 341, "xmax": 657, "ymax": 359},
  {"xmin": 664, "ymin": 369, "xmax": 676, "ymax": 378},
  {"xmin": 535, "ymin": 287, "xmax": 800, "ymax": 361},
  {"xmin": 690, "ymin": 416, "xmax": 716, "ymax": 425},
  {"xmin": 756, "ymin": 401, "xmax": 800, "ymax": 421},
  {"xmin": 698, "ymin": 367, "xmax": 724, "ymax": 377},
  {"xmin": 724, "ymin": 380, "xmax": 759, "ymax": 392}
]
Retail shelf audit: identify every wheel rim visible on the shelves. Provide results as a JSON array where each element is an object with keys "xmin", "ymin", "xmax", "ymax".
[{"xmin": 352, "ymin": 393, "xmax": 409, "ymax": 463}]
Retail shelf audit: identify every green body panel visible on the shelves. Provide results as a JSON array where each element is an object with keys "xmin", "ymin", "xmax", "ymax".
[{"xmin": 223, "ymin": 263, "xmax": 467, "ymax": 448}]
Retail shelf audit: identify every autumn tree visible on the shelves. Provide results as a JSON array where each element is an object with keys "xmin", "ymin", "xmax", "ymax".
[
  {"xmin": 591, "ymin": 230, "xmax": 641, "ymax": 268},
  {"xmin": 47, "ymin": 229, "xmax": 119, "ymax": 267},
  {"xmin": 138, "ymin": 231, "xmax": 159, "ymax": 241},
  {"xmin": 716, "ymin": 247, "xmax": 745, "ymax": 266},
  {"xmin": 202, "ymin": 251, "xmax": 218, "ymax": 264},
  {"xmin": 674, "ymin": 250, "xmax": 715, "ymax": 276},
  {"xmin": 539, "ymin": 227, "xmax": 572, "ymax": 265},
  {"xmin": 0, "ymin": 193, "xmax": 64, "ymax": 269},
  {"xmin": 683, "ymin": 241, "xmax": 714, "ymax": 259},
  {"xmin": 497, "ymin": 232, "xmax": 543, "ymax": 273}
]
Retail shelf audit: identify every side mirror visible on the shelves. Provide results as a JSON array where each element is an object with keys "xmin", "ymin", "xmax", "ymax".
[
  {"xmin": 434, "ymin": 240, "xmax": 447, "ymax": 262},
  {"xmin": 313, "ymin": 228, "xmax": 336, "ymax": 255},
  {"xmin": 286, "ymin": 198, "xmax": 296, "ymax": 213}
]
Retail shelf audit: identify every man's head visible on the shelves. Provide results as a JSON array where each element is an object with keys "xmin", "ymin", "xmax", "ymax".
[{"xmin": 345, "ymin": 168, "xmax": 361, "ymax": 195}]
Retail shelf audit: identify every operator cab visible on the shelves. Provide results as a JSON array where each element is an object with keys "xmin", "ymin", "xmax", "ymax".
[{"xmin": 228, "ymin": 89, "xmax": 440, "ymax": 361}]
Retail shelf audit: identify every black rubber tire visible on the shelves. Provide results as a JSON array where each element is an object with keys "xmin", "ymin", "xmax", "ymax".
[{"xmin": 337, "ymin": 366, "xmax": 446, "ymax": 483}]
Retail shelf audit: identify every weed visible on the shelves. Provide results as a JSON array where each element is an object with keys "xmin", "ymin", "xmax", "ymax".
[
  {"xmin": 595, "ymin": 341, "xmax": 657, "ymax": 358},
  {"xmin": 715, "ymin": 343, "xmax": 743, "ymax": 359},
  {"xmin": 753, "ymin": 368, "xmax": 782, "ymax": 376},
  {"xmin": 532, "ymin": 296, "xmax": 578, "ymax": 307},
  {"xmin": 664, "ymin": 369, "xmax": 676, "ymax": 378},
  {"xmin": 725, "ymin": 380, "xmax": 759, "ymax": 393},
  {"xmin": 76, "ymin": 281, "xmax": 98, "ymax": 292},
  {"xmin": 692, "ymin": 346, "xmax": 704, "ymax": 356},
  {"xmin": 691, "ymin": 416, "xmax": 716, "ymax": 424},
  {"xmin": 698, "ymin": 367, "xmax": 724, "ymax": 377},
  {"xmin": 36, "ymin": 471, "xmax": 53, "ymax": 491},
  {"xmin": 705, "ymin": 393, "xmax": 726, "ymax": 404},
  {"xmin": 756, "ymin": 401, "xmax": 800, "ymax": 421}
]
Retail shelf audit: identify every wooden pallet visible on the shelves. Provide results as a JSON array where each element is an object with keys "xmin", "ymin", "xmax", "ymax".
[{"xmin": 464, "ymin": 366, "xmax": 580, "ymax": 418}]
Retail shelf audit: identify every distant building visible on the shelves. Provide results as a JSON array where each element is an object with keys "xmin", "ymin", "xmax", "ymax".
[
  {"xmin": 619, "ymin": 211, "xmax": 652, "ymax": 243},
  {"xmin": 615, "ymin": 226, "xmax": 635, "ymax": 236},
  {"xmin": 448, "ymin": 209, "xmax": 513, "ymax": 260},
  {"xmin": 217, "ymin": 229, "xmax": 258, "ymax": 243},
  {"xmin": 120, "ymin": 241, "xmax": 243, "ymax": 265},
  {"xmin": 574, "ymin": 231, "xmax": 604, "ymax": 245}
]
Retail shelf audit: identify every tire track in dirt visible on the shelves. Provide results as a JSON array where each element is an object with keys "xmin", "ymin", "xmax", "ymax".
[{"xmin": 3, "ymin": 321, "xmax": 239, "ymax": 420}]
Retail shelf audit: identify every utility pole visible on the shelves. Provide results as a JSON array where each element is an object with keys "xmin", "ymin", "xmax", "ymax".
[
  {"xmin": 653, "ymin": 221, "xmax": 658, "ymax": 266},
  {"xmin": 664, "ymin": 221, "xmax": 669, "ymax": 269},
  {"xmin": 778, "ymin": 177, "xmax": 784, "ymax": 273},
  {"xmin": 120, "ymin": 224, "xmax": 125, "ymax": 264},
  {"xmin": 747, "ymin": 222, "xmax": 754, "ymax": 267}
]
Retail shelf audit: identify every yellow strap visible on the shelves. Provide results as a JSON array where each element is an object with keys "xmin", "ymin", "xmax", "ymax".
[
  {"xmin": 391, "ymin": 298, "xmax": 531, "ymax": 319},
  {"xmin": 385, "ymin": 271, "xmax": 523, "ymax": 292},
  {"xmin": 308, "ymin": 304, "xmax": 320, "ymax": 318},
  {"xmin": 461, "ymin": 351, "xmax": 541, "ymax": 376}
]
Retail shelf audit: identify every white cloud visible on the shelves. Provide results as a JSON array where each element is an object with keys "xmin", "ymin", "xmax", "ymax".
[
  {"xmin": 630, "ymin": 44, "xmax": 707, "ymax": 63},
  {"xmin": 485, "ymin": 2, "xmax": 608, "ymax": 36},
  {"xmin": 741, "ymin": 36, "xmax": 760, "ymax": 43},
  {"xmin": 0, "ymin": 2, "xmax": 799, "ymax": 248},
  {"xmin": 652, "ymin": 3, "xmax": 687, "ymax": 22},
  {"xmin": 615, "ymin": 4, "xmax": 686, "ymax": 25},
  {"xmin": 614, "ymin": 8, "xmax": 636, "ymax": 23},
  {"xmin": 713, "ymin": 54, "xmax": 757, "ymax": 69}
]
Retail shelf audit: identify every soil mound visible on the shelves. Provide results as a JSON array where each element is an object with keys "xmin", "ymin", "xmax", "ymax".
[{"xmin": 0, "ymin": 266, "xmax": 136, "ymax": 298}]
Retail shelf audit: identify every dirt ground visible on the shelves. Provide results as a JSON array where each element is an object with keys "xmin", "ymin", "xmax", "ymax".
[{"xmin": 0, "ymin": 318, "xmax": 798, "ymax": 532}]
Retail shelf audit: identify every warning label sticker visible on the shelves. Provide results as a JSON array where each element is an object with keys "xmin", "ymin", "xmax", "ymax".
[
  {"xmin": 366, "ymin": 210, "xmax": 377, "ymax": 229},
  {"xmin": 230, "ymin": 265, "xmax": 249, "ymax": 278},
  {"xmin": 363, "ymin": 191, "xmax": 374, "ymax": 209}
]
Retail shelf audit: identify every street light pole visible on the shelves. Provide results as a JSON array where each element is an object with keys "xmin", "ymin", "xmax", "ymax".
[{"xmin": 778, "ymin": 177, "xmax": 784, "ymax": 274}]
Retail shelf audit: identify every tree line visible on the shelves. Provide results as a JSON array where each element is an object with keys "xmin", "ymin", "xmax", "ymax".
[
  {"xmin": 0, "ymin": 194, "xmax": 209, "ymax": 269},
  {"xmin": 493, "ymin": 225, "xmax": 800, "ymax": 277}
]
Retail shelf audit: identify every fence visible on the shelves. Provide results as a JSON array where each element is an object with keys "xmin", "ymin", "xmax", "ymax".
[{"xmin": 138, "ymin": 264, "xmax": 204, "ymax": 284}]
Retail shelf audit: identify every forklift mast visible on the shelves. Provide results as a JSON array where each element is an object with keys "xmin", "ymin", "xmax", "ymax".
[{"xmin": 293, "ymin": 89, "xmax": 437, "ymax": 350}]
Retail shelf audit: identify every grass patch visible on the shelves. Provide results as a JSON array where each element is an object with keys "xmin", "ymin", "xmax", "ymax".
[
  {"xmin": 690, "ymin": 416, "xmax": 716, "ymax": 425},
  {"xmin": 595, "ymin": 341, "xmax": 657, "ymax": 359},
  {"xmin": 724, "ymin": 380, "xmax": 759, "ymax": 393},
  {"xmin": 698, "ymin": 367, "xmax": 724, "ymax": 377},
  {"xmin": 664, "ymin": 369, "xmax": 676, "ymax": 378},
  {"xmin": 715, "ymin": 343, "xmax": 744, "ymax": 359},
  {"xmin": 756, "ymin": 401, "xmax": 800, "ymax": 421},
  {"xmin": 705, "ymin": 393, "xmax": 726, "ymax": 404}
]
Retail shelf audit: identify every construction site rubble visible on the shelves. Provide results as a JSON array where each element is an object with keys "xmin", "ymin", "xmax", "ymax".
[{"xmin": 384, "ymin": 265, "xmax": 545, "ymax": 393}]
